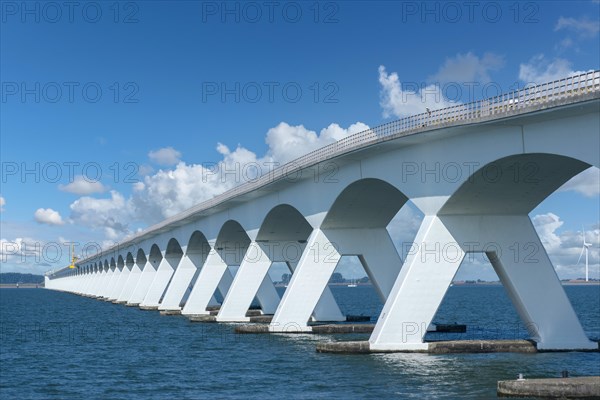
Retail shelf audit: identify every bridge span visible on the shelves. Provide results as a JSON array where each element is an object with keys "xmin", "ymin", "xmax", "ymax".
[{"xmin": 46, "ymin": 71, "xmax": 600, "ymax": 351}]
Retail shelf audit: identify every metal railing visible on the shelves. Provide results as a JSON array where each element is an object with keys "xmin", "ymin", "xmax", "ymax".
[{"xmin": 68, "ymin": 70, "xmax": 599, "ymax": 268}]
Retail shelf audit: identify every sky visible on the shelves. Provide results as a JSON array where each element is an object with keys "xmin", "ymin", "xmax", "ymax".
[{"xmin": 1, "ymin": 0, "xmax": 599, "ymax": 281}]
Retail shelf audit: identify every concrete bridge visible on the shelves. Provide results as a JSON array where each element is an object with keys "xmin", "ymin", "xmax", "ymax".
[{"xmin": 46, "ymin": 71, "xmax": 600, "ymax": 352}]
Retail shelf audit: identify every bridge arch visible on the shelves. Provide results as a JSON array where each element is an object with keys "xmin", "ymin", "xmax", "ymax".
[
  {"xmin": 187, "ymin": 231, "xmax": 211, "ymax": 254},
  {"xmin": 216, "ymin": 220, "xmax": 251, "ymax": 265},
  {"xmin": 258, "ymin": 204, "xmax": 312, "ymax": 243},
  {"xmin": 126, "ymin": 252, "xmax": 135, "ymax": 267},
  {"xmin": 136, "ymin": 248, "xmax": 147, "ymax": 267},
  {"xmin": 322, "ymin": 178, "xmax": 409, "ymax": 229},
  {"xmin": 148, "ymin": 244, "xmax": 162, "ymax": 270},
  {"xmin": 440, "ymin": 153, "xmax": 592, "ymax": 215}
]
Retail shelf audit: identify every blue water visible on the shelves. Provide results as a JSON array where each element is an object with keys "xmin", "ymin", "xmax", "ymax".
[{"xmin": 1, "ymin": 286, "xmax": 598, "ymax": 399}]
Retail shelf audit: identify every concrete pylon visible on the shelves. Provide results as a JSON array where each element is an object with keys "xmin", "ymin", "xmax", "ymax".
[
  {"xmin": 108, "ymin": 264, "xmax": 131, "ymax": 300},
  {"xmin": 128, "ymin": 260, "xmax": 157, "ymax": 305},
  {"xmin": 99, "ymin": 266, "xmax": 114, "ymax": 296},
  {"xmin": 140, "ymin": 256, "xmax": 178, "ymax": 308},
  {"xmin": 158, "ymin": 255, "xmax": 199, "ymax": 311},
  {"xmin": 368, "ymin": 215, "xmax": 597, "ymax": 351},
  {"xmin": 217, "ymin": 240, "xmax": 346, "ymax": 322},
  {"xmin": 181, "ymin": 250, "xmax": 229, "ymax": 315},
  {"xmin": 269, "ymin": 228, "xmax": 404, "ymax": 332},
  {"xmin": 117, "ymin": 261, "xmax": 143, "ymax": 303},
  {"xmin": 78, "ymin": 272, "xmax": 93, "ymax": 295},
  {"xmin": 87, "ymin": 269, "xmax": 102, "ymax": 296},
  {"xmin": 101, "ymin": 266, "xmax": 120, "ymax": 298},
  {"xmin": 216, "ymin": 242, "xmax": 276, "ymax": 322}
]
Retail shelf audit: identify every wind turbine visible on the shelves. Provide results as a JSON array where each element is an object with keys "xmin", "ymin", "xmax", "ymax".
[{"xmin": 577, "ymin": 226, "xmax": 592, "ymax": 282}]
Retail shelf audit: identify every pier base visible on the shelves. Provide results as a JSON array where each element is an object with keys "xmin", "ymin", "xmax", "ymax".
[
  {"xmin": 188, "ymin": 315, "xmax": 217, "ymax": 323},
  {"xmin": 235, "ymin": 323, "xmax": 374, "ymax": 334},
  {"xmin": 249, "ymin": 315, "xmax": 273, "ymax": 323},
  {"xmin": 139, "ymin": 305, "xmax": 159, "ymax": 311},
  {"xmin": 316, "ymin": 340, "xmax": 538, "ymax": 354},
  {"xmin": 159, "ymin": 310, "xmax": 182, "ymax": 316},
  {"xmin": 497, "ymin": 376, "xmax": 600, "ymax": 398}
]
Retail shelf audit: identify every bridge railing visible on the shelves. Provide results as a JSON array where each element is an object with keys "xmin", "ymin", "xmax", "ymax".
[{"xmin": 72, "ymin": 70, "xmax": 600, "ymax": 267}]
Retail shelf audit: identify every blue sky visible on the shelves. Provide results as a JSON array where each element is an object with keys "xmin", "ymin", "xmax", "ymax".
[{"xmin": 1, "ymin": 0, "xmax": 599, "ymax": 280}]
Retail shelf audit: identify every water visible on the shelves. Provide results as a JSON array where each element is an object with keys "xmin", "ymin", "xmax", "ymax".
[{"xmin": 1, "ymin": 286, "xmax": 598, "ymax": 399}]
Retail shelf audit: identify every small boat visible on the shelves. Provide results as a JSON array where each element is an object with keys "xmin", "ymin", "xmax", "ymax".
[{"xmin": 347, "ymin": 279, "xmax": 357, "ymax": 288}]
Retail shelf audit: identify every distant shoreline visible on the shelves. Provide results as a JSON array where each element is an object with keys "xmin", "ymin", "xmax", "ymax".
[{"xmin": 0, "ymin": 284, "xmax": 44, "ymax": 289}]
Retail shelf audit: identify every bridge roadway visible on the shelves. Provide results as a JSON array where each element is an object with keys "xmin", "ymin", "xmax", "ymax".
[{"xmin": 46, "ymin": 71, "xmax": 600, "ymax": 352}]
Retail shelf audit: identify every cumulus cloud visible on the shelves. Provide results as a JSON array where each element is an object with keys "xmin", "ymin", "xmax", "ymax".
[
  {"xmin": 0, "ymin": 236, "xmax": 70, "ymax": 274},
  {"xmin": 518, "ymin": 55, "xmax": 586, "ymax": 84},
  {"xmin": 69, "ymin": 191, "xmax": 131, "ymax": 239},
  {"xmin": 555, "ymin": 16, "xmax": 600, "ymax": 38},
  {"xmin": 148, "ymin": 147, "xmax": 182, "ymax": 166},
  {"xmin": 59, "ymin": 175, "xmax": 108, "ymax": 195},
  {"xmin": 265, "ymin": 121, "xmax": 369, "ymax": 164},
  {"xmin": 532, "ymin": 212, "xmax": 599, "ymax": 279},
  {"xmin": 129, "ymin": 121, "xmax": 371, "ymax": 223},
  {"xmin": 558, "ymin": 167, "xmax": 600, "ymax": 197},
  {"xmin": 68, "ymin": 121, "xmax": 370, "ymax": 237},
  {"xmin": 0, "ymin": 196, "xmax": 5, "ymax": 212},
  {"xmin": 430, "ymin": 52, "xmax": 504, "ymax": 84},
  {"xmin": 34, "ymin": 208, "xmax": 64, "ymax": 226},
  {"xmin": 378, "ymin": 65, "xmax": 457, "ymax": 118},
  {"xmin": 1, "ymin": 237, "xmax": 43, "ymax": 264}
]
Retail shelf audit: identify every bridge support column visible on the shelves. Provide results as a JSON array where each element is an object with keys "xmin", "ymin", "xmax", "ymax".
[
  {"xmin": 285, "ymin": 260, "xmax": 345, "ymax": 322},
  {"xmin": 104, "ymin": 267, "xmax": 121, "ymax": 299},
  {"xmin": 88, "ymin": 271, "xmax": 102, "ymax": 296},
  {"xmin": 451, "ymin": 215, "xmax": 594, "ymax": 350},
  {"xmin": 368, "ymin": 215, "xmax": 596, "ymax": 351},
  {"xmin": 84, "ymin": 273, "xmax": 96, "ymax": 295},
  {"xmin": 117, "ymin": 261, "xmax": 142, "ymax": 303},
  {"xmin": 141, "ymin": 256, "xmax": 177, "ymax": 308},
  {"xmin": 181, "ymin": 251, "xmax": 229, "ymax": 315},
  {"xmin": 270, "ymin": 229, "xmax": 342, "ymax": 332},
  {"xmin": 213, "ymin": 266, "xmax": 234, "ymax": 305},
  {"xmin": 269, "ymin": 228, "xmax": 403, "ymax": 332},
  {"xmin": 98, "ymin": 267, "xmax": 115, "ymax": 297},
  {"xmin": 216, "ymin": 240, "xmax": 345, "ymax": 322},
  {"xmin": 99, "ymin": 268, "xmax": 117, "ymax": 298},
  {"xmin": 369, "ymin": 216, "xmax": 464, "ymax": 351},
  {"xmin": 217, "ymin": 242, "xmax": 274, "ymax": 322},
  {"xmin": 159, "ymin": 255, "xmax": 199, "ymax": 311},
  {"xmin": 78, "ymin": 274, "xmax": 92, "ymax": 295},
  {"xmin": 128, "ymin": 261, "xmax": 157, "ymax": 305},
  {"xmin": 108, "ymin": 265, "xmax": 131, "ymax": 300}
]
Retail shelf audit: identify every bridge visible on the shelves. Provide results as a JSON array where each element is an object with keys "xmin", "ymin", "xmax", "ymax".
[{"xmin": 46, "ymin": 71, "xmax": 600, "ymax": 352}]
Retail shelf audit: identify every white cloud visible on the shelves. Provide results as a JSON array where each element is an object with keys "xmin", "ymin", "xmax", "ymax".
[
  {"xmin": 555, "ymin": 16, "xmax": 600, "ymax": 38},
  {"xmin": 558, "ymin": 167, "xmax": 600, "ymax": 197},
  {"xmin": 430, "ymin": 52, "xmax": 504, "ymax": 84},
  {"xmin": 59, "ymin": 175, "xmax": 108, "ymax": 195},
  {"xmin": 0, "ymin": 196, "xmax": 5, "ymax": 212},
  {"xmin": 518, "ymin": 55, "xmax": 586, "ymax": 84},
  {"xmin": 148, "ymin": 147, "xmax": 182, "ymax": 166},
  {"xmin": 138, "ymin": 164, "xmax": 154, "ymax": 176},
  {"xmin": 69, "ymin": 191, "xmax": 131, "ymax": 238},
  {"xmin": 34, "ymin": 208, "xmax": 65, "ymax": 226},
  {"xmin": 67, "ymin": 121, "xmax": 369, "ymax": 236},
  {"xmin": 0, "ymin": 235, "xmax": 73, "ymax": 274},
  {"xmin": 532, "ymin": 212, "xmax": 599, "ymax": 279},
  {"xmin": 265, "ymin": 121, "xmax": 369, "ymax": 164},
  {"xmin": 1, "ymin": 237, "xmax": 43, "ymax": 266},
  {"xmin": 378, "ymin": 65, "xmax": 457, "ymax": 118}
]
